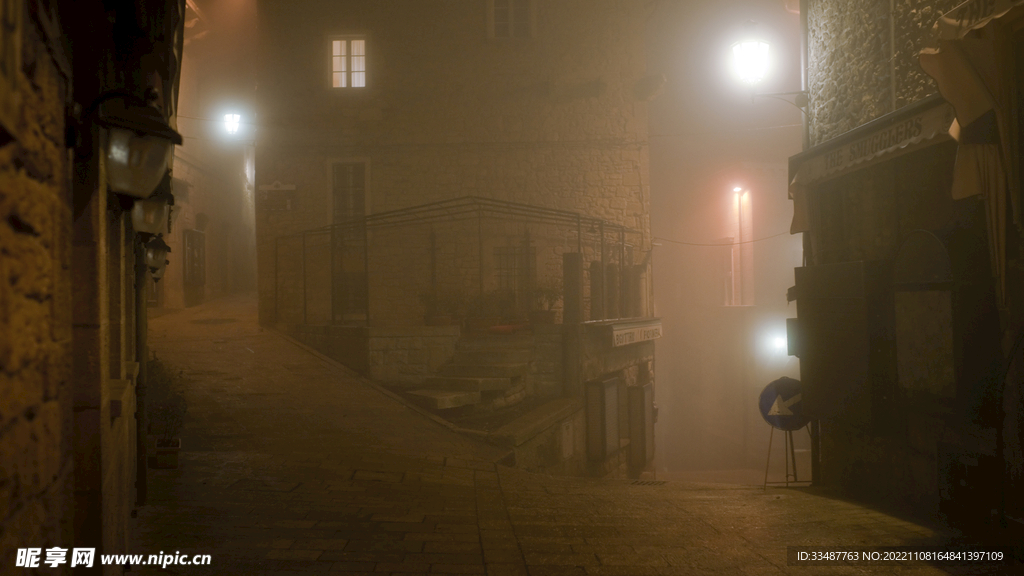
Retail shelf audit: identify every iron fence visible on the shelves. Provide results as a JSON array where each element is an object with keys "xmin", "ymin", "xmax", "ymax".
[{"xmin": 272, "ymin": 196, "xmax": 651, "ymax": 326}]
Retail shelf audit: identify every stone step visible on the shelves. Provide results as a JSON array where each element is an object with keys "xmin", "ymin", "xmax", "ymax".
[
  {"xmin": 438, "ymin": 363, "xmax": 529, "ymax": 378},
  {"xmin": 406, "ymin": 389, "xmax": 480, "ymax": 409},
  {"xmin": 452, "ymin": 348, "xmax": 531, "ymax": 365},
  {"xmin": 424, "ymin": 376, "xmax": 515, "ymax": 392}
]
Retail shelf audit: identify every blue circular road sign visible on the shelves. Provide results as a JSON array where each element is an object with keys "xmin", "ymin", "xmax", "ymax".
[{"xmin": 758, "ymin": 377, "xmax": 808, "ymax": 431}]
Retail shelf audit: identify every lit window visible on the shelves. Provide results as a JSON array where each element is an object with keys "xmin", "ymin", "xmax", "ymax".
[
  {"xmin": 331, "ymin": 38, "xmax": 366, "ymax": 88},
  {"xmin": 492, "ymin": 0, "xmax": 531, "ymax": 38}
]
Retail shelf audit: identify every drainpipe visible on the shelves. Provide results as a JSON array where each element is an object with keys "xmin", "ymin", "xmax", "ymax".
[
  {"xmin": 798, "ymin": 0, "xmax": 820, "ymax": 487},
  {"xmin": 890, "ymin": 0, "xmax": 897, "ymax": 113},
  {"xmin": 135, "ymin": 241, "xmax": 148, "ymax": 505},
  {"xmin": 800, "ymin": 0, "xmax": 810, "ymax": 150}
]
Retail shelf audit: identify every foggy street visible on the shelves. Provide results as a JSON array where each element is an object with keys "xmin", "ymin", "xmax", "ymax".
[
  {"xmin": 131, "ymin": 295, "xmax": 1007, "ymax": 576},
  {"xmin": 7, "ymin": 1, "xmax": 1024, "ymax": 575}
]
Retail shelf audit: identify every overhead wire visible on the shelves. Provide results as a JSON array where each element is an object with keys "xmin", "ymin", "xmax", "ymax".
[{"xmin": 654, "ymin": 230, "xmax": 792, "ymax": 247}]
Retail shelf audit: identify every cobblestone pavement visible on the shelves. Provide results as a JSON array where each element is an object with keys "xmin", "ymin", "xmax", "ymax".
[{"xmin": 132, "ymin": 295, "xmax": 1018, "ymax": 575}]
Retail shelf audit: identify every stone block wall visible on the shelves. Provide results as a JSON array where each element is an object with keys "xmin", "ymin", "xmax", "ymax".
[
  {"xmin": 510, "ymin": 408, "xmax": 589, "ymax": 476},
  {"xmin": 0, "ymin": 5, "xmax": 74, "ymax": 570},
  {"xmin": 367, "ymin": 326, "xmax": 461, "ymax": 383},
  {"xmin": 286, "ymin": 324, "xmax": 461, "ymax": 383},
  {"xmin": 255, "ymin": 0, "xmax": 651, "ymax": 326},
  {"xmin": 806, "ymin": 0, "xmax": 962, "ymax": 145},
  {"xmin": 530, "ymin": 325, "xmax": 563, "ymax": 399}
]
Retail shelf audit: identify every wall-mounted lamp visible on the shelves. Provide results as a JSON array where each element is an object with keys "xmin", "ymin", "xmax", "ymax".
[
  {"xmin": 87, "ymin": 94, "xmax": 183, "ymax": 199},
  {"xmin": 131, "ymin": 175, "xmax": 175, "ymax": 235},
  {"xmin": 729, "ymin": 23, "xmax": 807, "ymax": 112},
  {"xmin": 731, "ymin": 39, "xmax": 771, "ymax": 85},
  {"xmin": 144, "ymin": 234, "xmax": 172, "ymax": 280}
]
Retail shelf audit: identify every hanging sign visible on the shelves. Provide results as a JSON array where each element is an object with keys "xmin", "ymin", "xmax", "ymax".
[
  {"xmin": 758, "ymin": 377, "xmax": 809, "ymax": 431},
  {"xmin": 258, "ymin": 181, "xmax": 297, "ymax": 212},
  {"xmin": 610, "ymin": 319, "xmax": 662, "ymax": 347},
  {"xmin": 792, "ymin": 102, "xmax": 955, "ymax": 191}
]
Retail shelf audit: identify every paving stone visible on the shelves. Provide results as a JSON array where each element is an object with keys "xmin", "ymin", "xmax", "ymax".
[
  {"xmin": 131, "ymin": 296, "xmax": 1016, "ymax": 576},
  {"xmin": 266, "ymin": 549, "xmax": 324, "ymax": 561},
  {"xmin": 486, "ymin": 565, "xmax": 530, "ymax": 576}
]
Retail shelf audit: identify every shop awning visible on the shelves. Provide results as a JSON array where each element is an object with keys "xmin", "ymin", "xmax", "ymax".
[
  {"xmin": 918, "ymin": 0, "xmax": 1021, "ymax": 303},
  {"xmin": 788, "ymin": 96, "xmax": 955, "ymax": 234},
  {"xmin": 933, "ymin": 0, "xmax": 1024, "ymax": 40}
]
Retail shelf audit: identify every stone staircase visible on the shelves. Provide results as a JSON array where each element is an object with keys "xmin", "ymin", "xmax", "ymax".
[{"xmin": 407, "ymin": 334, "xmax": 533, "ymax": 411}]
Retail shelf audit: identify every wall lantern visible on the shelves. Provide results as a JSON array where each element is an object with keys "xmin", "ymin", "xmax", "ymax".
[
  {"xmin": 144, "ymin": 234, "xmax": 172, "ymax": 280},
  {"xmin": 92, "ymin": 95, "xmax": 183, "ymax": 199},
  {"xmin": 727, "ymin": 22, "xmax": 808, "ymax": 134},
  {"xmin": 131, "ymin": 177, "xmax": 174, "ymax": 235},
  {"xmin": 730, "ymin": 39, "xmax": 771, "ymax": 85}
]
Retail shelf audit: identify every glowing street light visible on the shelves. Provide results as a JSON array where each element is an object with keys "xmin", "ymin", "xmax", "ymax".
[
  {"xmin": 224, "ymin": 113, "xmax": 241, "ymax": 135},
  {"xmin": 730, "ymin": 39, "xmax": 771, "ymax": 85}
]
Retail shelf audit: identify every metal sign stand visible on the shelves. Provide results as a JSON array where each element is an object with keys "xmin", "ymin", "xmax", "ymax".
[
  {"xmin": 763, "ymin": 424, "xmax": 812, "ymax": 489},
  {"xmin": 758, "ymin": 377, "xmax": 810, "ymax": 489}
]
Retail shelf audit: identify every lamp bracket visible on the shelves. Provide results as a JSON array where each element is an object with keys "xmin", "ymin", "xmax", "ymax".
[{"xmin": 750, "ymin": 90, "xmax": 808, "ymax": 112}]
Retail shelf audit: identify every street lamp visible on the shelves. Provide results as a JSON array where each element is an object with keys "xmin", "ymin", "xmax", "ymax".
[
  {"xmin": 731, "ymin": 39, "xmax": 771, "ymax": 86},
  {"xmin": 729, "ymin": 24, "xmax": 807, "ymax": 112},
  {"xmin": 224, "ymin": 113, "xmax": 241, "ymax": 135}
]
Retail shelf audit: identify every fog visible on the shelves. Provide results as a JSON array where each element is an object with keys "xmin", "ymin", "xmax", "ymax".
[
  {"xmin": 646, "ymin": 0, "xmax": 808, "ymax": 483},
  {"xmin": 181, "ymin": 0, "xmax": 810, "ymax": 481},
  {"xmin": 162, "ymin": 0, "xmax": 259, "ymax": 307}
]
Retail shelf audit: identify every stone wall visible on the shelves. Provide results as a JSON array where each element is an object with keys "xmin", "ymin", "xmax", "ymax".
[
  {"xmin": 255, "ymin": 0, "xmax": 651, "ymax": 326},
  {"xmin": 806, "ymin": 0, "xmax": 962, "ymax": 145},
  {"xmin": 286, "ymin": 324, "xmax": 461, "ymax": 383},
  {"xmin": 530, "ymin": 325, "xmax": 563, "ymax": 399},
  {"xmin": 367, "ymin": 327, "xmax": 461, "ymax": 383},
  {"xmin": 0, "ymin": 5, "xmax": 74, "ymax": 570}
]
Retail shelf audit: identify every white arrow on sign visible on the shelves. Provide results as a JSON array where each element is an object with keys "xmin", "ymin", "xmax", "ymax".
[{"xmin": 768, "ymin": 393, "xmax": 801, "ymax": 416}]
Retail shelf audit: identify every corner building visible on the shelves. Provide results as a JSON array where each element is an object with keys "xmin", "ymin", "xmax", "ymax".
[
  {"xmin": 790, "ymin": 0, "xmax": 1024, "ymax": 525},
  {"xmin": 254, "ymin": 0, "xmax": 660, "ymax": 477}
]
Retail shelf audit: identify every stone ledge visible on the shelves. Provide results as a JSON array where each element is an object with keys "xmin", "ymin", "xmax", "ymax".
[
  {"xmin": 493, "ymin": 398, "xmax": 582, "ymax": 447},
  {"xmin": 369, "ymin": 326, "xmax": 461, "ymax": 338}
]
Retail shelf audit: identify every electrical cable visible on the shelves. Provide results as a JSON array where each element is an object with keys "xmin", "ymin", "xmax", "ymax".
[{"xmin": 654, "ymin": 230, "xmax": 792, "ymax": 247}]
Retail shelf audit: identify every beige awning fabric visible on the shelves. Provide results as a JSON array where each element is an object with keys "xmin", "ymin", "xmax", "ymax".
[
  {"xmin": 918, "ymin": 0, "xmax": 1019, "ymax": 303},
  {"xmin": 788, "ymin": 102, "xmax": 955, "ymax": 233},
  {"xmin": 933, "ymin": 0, "xmax": 1024, "ymax": 40}
]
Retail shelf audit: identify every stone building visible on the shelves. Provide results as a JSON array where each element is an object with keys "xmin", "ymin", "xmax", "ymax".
[
  {"xmin": 790, "ymin": 0, "xmax": 1024, "ymax": 524},
  {"xmin": 255, "ymin": 0, "xmax": 660, "ymax": 477},
  {"xmin": 0, "ymin": 0, "xmax": 187, "ymax": 572}
]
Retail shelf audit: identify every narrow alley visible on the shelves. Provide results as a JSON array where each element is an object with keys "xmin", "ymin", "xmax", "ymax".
[{"xmin": 131, "ymin": 296, "xmax": 1010, "ymax": 576}]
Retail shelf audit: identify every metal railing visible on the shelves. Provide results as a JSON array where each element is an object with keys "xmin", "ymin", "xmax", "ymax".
[{"xmin": 272, "ymin": 196, "xmax": 650, "ymax": 326}]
